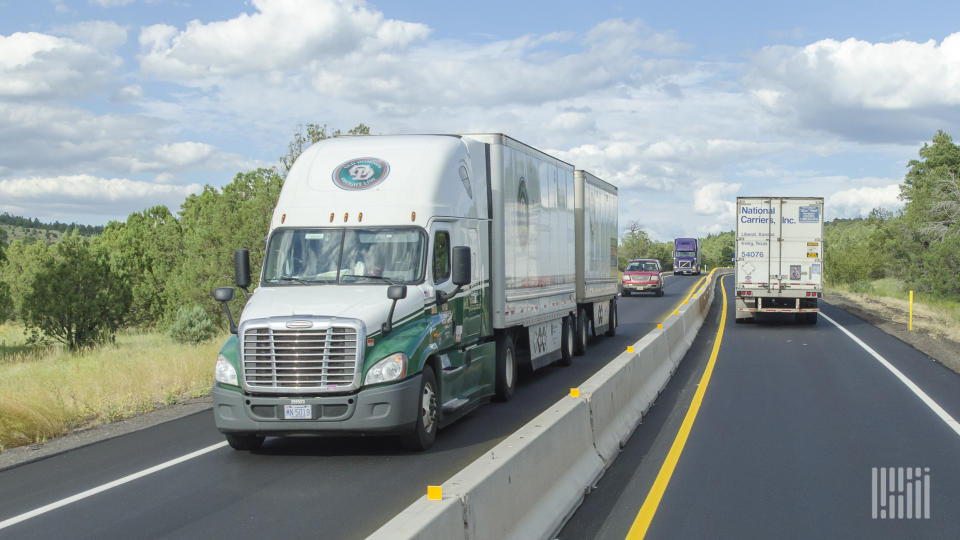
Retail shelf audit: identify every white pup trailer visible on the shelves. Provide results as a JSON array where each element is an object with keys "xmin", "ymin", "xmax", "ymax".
[{"xmin": 572, "ymin": 170, "xmax": 619, "ymax": 354}]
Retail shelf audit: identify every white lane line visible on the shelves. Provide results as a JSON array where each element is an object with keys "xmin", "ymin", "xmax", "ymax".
[
  {"xmin": 0, "ymin": 441, "xmax": 228, "ymax": 531},
  {"xmin": 821, "ymin": 311, "xmax": 960, "ymax": 439}
]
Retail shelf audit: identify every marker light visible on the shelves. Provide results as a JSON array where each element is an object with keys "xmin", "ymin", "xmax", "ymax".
[
  {"xmin": 358, "ymin": 212, "xmax": 363, "ymax": 222},
  {"xmin": 330, "ymin": 213, "xmax": 335, "ymax": 223}
]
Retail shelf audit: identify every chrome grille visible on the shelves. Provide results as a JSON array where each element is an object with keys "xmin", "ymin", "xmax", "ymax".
[
  {"xmin": 679, "ymin": 260, "xmax": 692, "ymax": 268},
  {"xmin": 241, "ymin": 325, "xmax": 360, "ymax": 392}
]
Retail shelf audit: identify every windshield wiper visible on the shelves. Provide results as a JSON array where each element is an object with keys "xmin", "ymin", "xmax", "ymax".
[
  {"xmin": 275, "ymin": 275, "xmax": 309, "ymax": 285},
  {"xmin": 341, "ymin": 274, "xmax": 397, "ymax": 285}
]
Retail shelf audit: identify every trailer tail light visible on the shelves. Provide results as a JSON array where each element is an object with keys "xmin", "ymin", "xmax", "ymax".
[
  {"xmin": 740, "ymin": 291, "xmax": 752, "ymax": 296},
  {"xmin": 805, "ymin": 292, "xmax": 821, "ymax": 297}
]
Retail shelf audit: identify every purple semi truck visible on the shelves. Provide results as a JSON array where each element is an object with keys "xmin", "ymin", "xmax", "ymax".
[{"xmin": 673, "ymin": 237, "xmax": 701, "ymax": 275}]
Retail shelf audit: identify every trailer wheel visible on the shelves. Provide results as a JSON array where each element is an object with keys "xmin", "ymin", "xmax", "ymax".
[
  {"xmin": 494, "ymin": 333, "xmax": 517, "ymax": 401},
  {"xmin": 401, "ymin": 367, "xmax": 438, "ymax": 450},
  {"xmin": 574, "ymin": 308, "xmax": 588, "ymax": 356},
  {"xmin": 558, "ymin": 316, "xmax": 574, "ymax": 366},
  {"xmin": 605, "ymin": 300, "xmax": 617, "ymax": 337},
  {"xmin": 225, "ymin": 433, "xmax": 264, "ymax": 451}
]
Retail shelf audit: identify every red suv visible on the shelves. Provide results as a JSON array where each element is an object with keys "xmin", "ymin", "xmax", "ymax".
[{"xmin": 621, "ymin": 258, "xmax": 663, "ymax": 297}]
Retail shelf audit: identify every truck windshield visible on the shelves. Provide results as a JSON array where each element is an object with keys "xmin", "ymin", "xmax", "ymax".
[
  {"xmin": 262, "ymin": 227, "xmax": 426, "ymax": 285},
  {"xmin": 676, "ymin": 250, "xmax": 696, "ymax": 258}
]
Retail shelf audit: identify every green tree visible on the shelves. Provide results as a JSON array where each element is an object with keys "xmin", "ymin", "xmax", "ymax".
[
  {"xmin": 700, "ymin": 231, "xmax": 735, "ymax": 270},
  {"xmin": 96, "ymin": 206, "xmax": 183, "ymax": 327},
  {"xmin": 0, "ymin": 239, "xmax": 53, "ymax": 321},
  {"xmin": 0, "ymin": 229, "xmax": 11, "ymax": 321},
  {"xmin": 23, "ymin": 234, "xmax": 132, "ymax": 350}
]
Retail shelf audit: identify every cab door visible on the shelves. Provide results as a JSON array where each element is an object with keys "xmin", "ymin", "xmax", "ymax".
[{"xmin": 429, "ymin": 222, "xmax": 469, "ymax": 407}]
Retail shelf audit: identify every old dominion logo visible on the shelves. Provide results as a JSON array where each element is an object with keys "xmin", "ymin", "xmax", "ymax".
[{"xmin": 332, "ymin": 157, "xmax": 390, "ymax": 190}]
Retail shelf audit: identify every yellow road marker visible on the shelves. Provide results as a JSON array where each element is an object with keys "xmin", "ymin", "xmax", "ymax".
[
  {"xmin": 427, "ymin": 486, "xmax": 442, "ymax": 500},
  {"xmin": 656, "ymin": 324, "xmax": 662, "ymax": 329},
  {"xmin": 570, "ymin": 388, "xmax": 580, "ymax": 398},
  {"xmin": 625, "ymin": 274, "xmax": 728, "ymax": 540},
  {"xmin": 627, "ymin": 346, "xmax": 635, "ymax": 353}
]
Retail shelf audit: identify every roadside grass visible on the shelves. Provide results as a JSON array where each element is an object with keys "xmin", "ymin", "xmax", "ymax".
[
  {"xmin": 0, "ymin": 324, "xmax": 226, "ymax": 451},
  {"xmin": 827, "ymin": 278, "xmax": 960, "ymax": 341}
]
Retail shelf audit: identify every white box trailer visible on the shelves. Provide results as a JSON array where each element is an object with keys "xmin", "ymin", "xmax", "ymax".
[
  {"xmin": 210, "ymin": 133, "xmax": 619, "ymax": 451},
  {"xmin": 573, "ymin": 170, "xmax": 619, "ymax": 354},
  {"xmin": 735, "ymin": 196, "xmax": 824, "ymax": 324}
]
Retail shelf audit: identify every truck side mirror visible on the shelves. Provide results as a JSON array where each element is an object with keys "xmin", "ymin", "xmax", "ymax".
[
  {"xmin": 234, "ymin": 249, "xmax": 251, "ymax": 292},
  {"xmin": 213, "ymin": 287, "xmax": 235, "ymax": 302},
  {"xmin": 383, "ymin": 285, "xmax": 408, "ymax": 334},
  {"xmin": 387, "ymin": 284, "xmax": 407, "ymax": 301},
  {"xmin": 212, "ymin": 286, "xmax": 238, "ymax": 334},
  {"xmin": 452, "ymin": 246, "xmax": 471, "ymax": 286}
]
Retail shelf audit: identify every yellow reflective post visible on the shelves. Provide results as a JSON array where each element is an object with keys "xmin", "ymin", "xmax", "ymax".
[{"xmin": 909, "ymin": 290, "xmax": 914, "ymax": 331}]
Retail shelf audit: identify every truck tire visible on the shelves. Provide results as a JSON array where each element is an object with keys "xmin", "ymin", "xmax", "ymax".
[
  {"xmin": 225, "ymin": 433, "xmax": 264, "ymax": 451},
  {"xmin": 605, "ymin": 300, "xmax": 617, "ymax": 337},
  {"xmin": 574, "ymin": 308, "xmax": 588, "ymax": 356},
  {"xmin": 656, "ymin": 287, "xmax": 664, "ymax": 297},
  {"xmin": 558, "ymin": 316, "xmax": 574, "ymax": 366},
  {"xmin": 494, "ymin": 333, "xmax": 517, "ymax": 401},
  {"xmin": 401, "ymin": 367, "xmax": 438, "ymax": 450}
]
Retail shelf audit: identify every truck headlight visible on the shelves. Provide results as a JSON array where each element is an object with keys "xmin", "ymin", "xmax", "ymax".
[
  {"xmin": 215, "ymin": 354, "xmax": 238, "ymax": 386},
  {"xmin": 365, "ymin": 353, "xmax": 407, "ymax": 385},
  {"xmin": 652, "ymin": 274, "xmax": 660, "ymax": 281}
]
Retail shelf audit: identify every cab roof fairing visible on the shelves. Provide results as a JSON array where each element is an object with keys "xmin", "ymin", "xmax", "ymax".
[{"xmin": 270, "ymin": 135, "xmax": 488, "ymax": 231}]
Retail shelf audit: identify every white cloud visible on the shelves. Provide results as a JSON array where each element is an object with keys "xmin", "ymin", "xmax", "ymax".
[
  {"xmin": 112, "ymin": 84, "xmax": 143, "ymax": 102},
  {"xmin": 0, "ymin": 31, "xmax": 122, "ymax": 99},
  {"xmin": 0, "ymin": 174, "xmax": 202, "ymax": 222},
  {"xmin": 139, "ymin": 0, "xmax": 430, "ymax": 83},
  {"xmin": 693, "ymin": 182, "xmax": 741, "ymax": 216},
  {"xmin": 826, "ymin": 184, "xmax": 902, "ymax": 219},
  {"xmin": 90, "ymin": 0, "xmax": 136, "ymax": 6},
  {"xmin": 748, "ymin": 33, "xmax": 960, "ymax": 141},
  {"xmin": 52, "ymin": 20, "xmax": 128, "ymax": 49}
]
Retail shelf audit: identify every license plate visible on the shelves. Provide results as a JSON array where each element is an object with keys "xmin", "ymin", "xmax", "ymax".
[{"xmin": 283, "ymin": 404, "xmax": 312, "ymax": 420}]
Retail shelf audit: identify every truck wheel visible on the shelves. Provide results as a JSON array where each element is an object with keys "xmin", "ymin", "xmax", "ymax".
[
  {"xmin": 225, "ymin": 433, "xmax": 264, "ymax": 451},
  {"xmin": 402, "ymin": 367, "xmax": 438, "ymax": 450},
  {"xmin": 574, "ymin": 308, "xmax": 588, "ymax": 356},
  {"xmin": 605, "ymin": 300, "xmax": 617, "ymax": 337},
  {"xmin": 656, "ymin": 287, "xmax": 664, "ymax": 297},
  {"xmin": 494, "ymin": 333, "xmax": 517, "ymax": 401},
  {"xmin": 558, "ymin": 316, "xmax": 574, "ymax": 366}
]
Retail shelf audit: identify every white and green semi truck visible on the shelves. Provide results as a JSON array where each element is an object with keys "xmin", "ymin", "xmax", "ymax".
[{"xmin": 212, "ymin": 134, "xmax": 619, "ymax": 451}]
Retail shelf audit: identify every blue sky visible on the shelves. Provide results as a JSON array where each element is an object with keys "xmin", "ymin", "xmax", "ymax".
[{"xmin": 1, "ymin": 0, "xmax": 959, "ymax": 239}]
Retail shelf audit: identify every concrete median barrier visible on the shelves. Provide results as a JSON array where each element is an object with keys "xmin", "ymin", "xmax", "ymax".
[
  {"xmin": 371, "ymin": 397, "xmax": 603, "ymax": 540},
  {"xmin": 580, "ymin": 329, "xmax": 673, "ymax": 465}
]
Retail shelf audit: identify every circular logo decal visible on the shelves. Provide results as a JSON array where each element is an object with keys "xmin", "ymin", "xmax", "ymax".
[{"xmin": 332, "ymin": 157, "xmax": 390, "ymax": 190}]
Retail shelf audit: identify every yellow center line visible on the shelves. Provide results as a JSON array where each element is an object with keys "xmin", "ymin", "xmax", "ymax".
[{"xmin": 625, "ymin": 273, "xmax": 729, "ymax": 540}]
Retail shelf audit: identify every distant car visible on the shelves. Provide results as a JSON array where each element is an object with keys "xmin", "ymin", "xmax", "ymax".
[{"xmin": 621, "ymin": 258, "xmax": 663, "ymax": 296}]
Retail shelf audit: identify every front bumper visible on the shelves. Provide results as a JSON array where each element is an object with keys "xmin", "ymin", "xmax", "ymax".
[
  {"xmin": 213, "ymin": 374, "xmax": 422, "ymax": 436},
  {"xmin": 623, "ymin": 283, "xmax": 661, "ymax": 291}
]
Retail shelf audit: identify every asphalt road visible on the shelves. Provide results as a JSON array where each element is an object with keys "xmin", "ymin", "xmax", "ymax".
[
  {"xmin": 0, "ymin": 274, "xmax": 702, "ymax": 540},
  {"xmin": 561, "ymin": 274, "xmax": 960, "ymax": 539}
]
